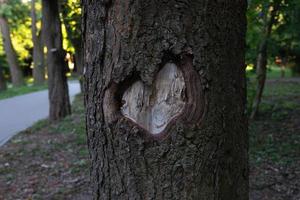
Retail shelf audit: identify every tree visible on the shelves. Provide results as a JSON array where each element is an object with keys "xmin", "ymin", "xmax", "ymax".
[
  {"xmin": 275, "ymin": 0, "xmax": 300, "ymax": 76},
  {"xmin": 0, "ymin": 66, "xmax": 6, "ymax": 91},
  {"xmin": 42, "ymin": 0, "xmax": 70, "ymax": 121},
  {"xmin": 83, "ymin": 1, "xmax": 248, "ymax": 199},
  {"xmin": 0, "ymin": 0, "xmax": 24, "ymax": 87},
  {"xmin": 250, "ymin": 0, "xmax": 282, "ymax": 119},
  {"xmin": 31, "ymin": 0, "xmax": 45, "ymax": 85},
  {"xmin": 60, "ymin": 0, "xmax": 83, "ymax": 91}
]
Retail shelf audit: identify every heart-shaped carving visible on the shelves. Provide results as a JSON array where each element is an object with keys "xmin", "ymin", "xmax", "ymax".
[{"xmin": 121, "ymin": 63, "xmax": 186, "ymax": 135}]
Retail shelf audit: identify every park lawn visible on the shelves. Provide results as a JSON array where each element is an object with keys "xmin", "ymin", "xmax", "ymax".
[
  {"xmin": 0, "ymin": 79, "xmax": 299, "ymax": 199},
  {"xmin": 0, "ymin": 74, "xmax": 80, "ymax": 100},
  {"xmin": 249, "ymin": 78, "xmax": 300, "ymax": 200},
  {"xmin": 246, "ymin": 65, "xmax": 293, "ymax": 79},
  {"xmin": 0, "ymin": 83, "xmax": 48, "ymax": 100}
]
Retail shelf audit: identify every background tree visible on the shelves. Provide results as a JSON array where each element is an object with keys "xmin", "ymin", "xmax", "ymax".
[
  {"xmin": 275, "ymin": 0, "xmax": 300, "ymax": 76},
  {"xmin": 0, "ymin": 65, "xmax": 6, "ymax": 90},
  {"xmin": 60, "ymin": 0, "xmax": 83, "ymax": 91},
  {"xmin": 0, "ymin": 0, "xmax": 25, "ymax": 87},
  {"xmin": 42, "ymin": 0, "xmax": 71, "ymax": 121},
  {"xmin": 31, "ymin": 0, "xmax": 45, "ymax": 85},
  {"xmin": 250, "ymin": 0, "xmax": 282, "ymax": 119},
  {"xmin": 83, "ymin": 1, "xmax": 248, "ymax": 199}
]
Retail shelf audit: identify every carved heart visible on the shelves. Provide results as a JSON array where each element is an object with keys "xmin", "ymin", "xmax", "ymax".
[{"xmin": 121, "ymin": 63, "xmax": 186, "ymax": 135}]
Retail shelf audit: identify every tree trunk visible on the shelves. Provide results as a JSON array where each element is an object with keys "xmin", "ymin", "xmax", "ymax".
[
  {"xmin": 0, "ymin": 17, "xmax": 24, "ymax": 87},
  {"xmin": 250, "ymin": 1, "xmax": 281, "ymax": 119},
  {"xmin": 0, "ymin": 66, "xmax": 6, "ymax": 91},
  {"xmin": 74, "ymin": 47, "xmax": 84, "ymax": 92},
  {"xmin": 83, "ymin": 1, "xmax": 248, "ymax": 200},
  {"xmin": 60, "ymin": 1, "xmax": 84, "ymax": 92},
  {"xmin": 42, "ymin": 0, "xmax": 71, "ymax": 121},
  {"xmin": 280, "ymin": 65, "xmax": 285, "ymax": 78},
  {"xmin": 31, "ymin": 0, "xmax": 45, "ymax": 85}
]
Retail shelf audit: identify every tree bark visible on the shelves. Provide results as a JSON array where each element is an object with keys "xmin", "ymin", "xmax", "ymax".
[
  {"xmin": 0, "ymin": 17, "xmax": 24, "ymax": 87},
  {"xmin": 74, "ymin": 47, "xmax": 84, "ymax": 92},
  {"xmin": 250, "ymin": 1, "xmax": 281, "ymax": 119},
  {"xmin": 42, "ymin": 0, "xmax": 71, "ymax": 121},
  {"xmin": 280, "ymin": 65, "xmax": 285, "ymax": 78},
  {"xmin": 0, "ymin": 66, "xmax": 6, "ymax": 91},
  {"xmin": 83, "ymin": 1, "xmax": 248, "ymax": 200},
  {"xmin": 31, "ymin": 0, "xmax": 45, "ymax": 85}
]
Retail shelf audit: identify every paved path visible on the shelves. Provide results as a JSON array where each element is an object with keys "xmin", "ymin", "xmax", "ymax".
[{"xmin": 0, "ymin": 81, "xmax": 81, "ymax": 146}]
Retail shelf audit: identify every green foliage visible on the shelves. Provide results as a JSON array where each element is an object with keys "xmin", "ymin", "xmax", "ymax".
[
  {"xmin": 247, "ymin": 0, "xmax": 300, "ymax": 74},
  {"xmin": 0, "ymin": 0, "xmax": 30, "ymax": 28},
  {"xmin": 60, "ymin": 0, "xmax": 81, "ymax": 52},
  {"xmin": 0, "ymin": 0, "xmax": 32, "ymax": 70}
]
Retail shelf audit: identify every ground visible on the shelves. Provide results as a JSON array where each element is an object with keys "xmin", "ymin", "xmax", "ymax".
[
  {"xmin": 0, "ymin": 78, "xmax": 299, "ymax": 199},
  {"xmin": 0, "ymin": 95, "xmax": 92, "ymax": 200},
  {"xmin": 249, "ymin": 78, "xmax": 300, "ymax": 200}
]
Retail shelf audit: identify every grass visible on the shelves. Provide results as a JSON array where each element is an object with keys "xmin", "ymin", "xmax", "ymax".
[
  {"xmin": 1, "ymin": 75, "xmax": 299, "ymax": 199},
  {"xmin": 248, "ymin": 78, "xmax": 300, "ymax": 166},
  {"xmin": 0, "ymin": 83, "xmax": 47, "ymax": 100},
  {"xmin": 246, "ymin": 65, "xmax": 293, "ymax": 79},
  {"xmin": 25, "ymin": 93, "xmax": 86, "ymax": 146}
]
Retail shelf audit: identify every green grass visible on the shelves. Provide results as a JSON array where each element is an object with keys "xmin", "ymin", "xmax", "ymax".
[
  {"xmin": 250, "ymin": 125, "xmax": 300, "ymax": 165},
  {"xmin": 22, "ymin": 93, "xmax": 87, "ymax": 148},
  {"xmin": 0, "ymin": 83, "xmax": 47, "ymax": 100},
  {"xmin": 246, "ymin": 65, "xmax": 293, "ymax": 79},
  {"xmin": 263, "ymin": 81, "xmax": 300, "ymax": 96},
  {"xmin": 249, "ymin": 78, "xmax": 300, "ymax": 166}
]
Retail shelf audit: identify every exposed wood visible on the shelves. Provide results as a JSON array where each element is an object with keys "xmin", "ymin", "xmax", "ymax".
[
  {"xmin": 42, "ymin": 0, "xmax": 71, "ymax": 121},
  {"xmin": 83, "ymin": 0, "xmax": 248, "ymax": 199},
  {"xmin": 31, "ymin": 0, "xmax": 45, "ymax": 85},
  {"xmin": 121, "ymin": 63, "xmax": 186, "ymax": 135},
  {"xmin": 0, "ymin": 17, "xmax": 24, "ymax": 87}
]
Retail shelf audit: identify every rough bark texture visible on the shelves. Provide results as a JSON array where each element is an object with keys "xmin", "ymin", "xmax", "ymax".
[
  {"xmin": 42, "ymin": 0, "xmax": 71, "ymax": 121},
  {"xmin": 0, "ymin": 66, "xmax": 6, "ymax": 91},
  {"xmin": 0, "ymin": 17, "xmax": 24, "ymax": 87},
  {"xmin": 31, "ymin": 0, "xmax": 45, "ymax": 85},
  {"xmin": 250, "ymin": 1, "xmax": 281, "ymax": 119},
  {"xmin": 83, "ymin": 1, "xmax": 248, "ymax": 199}
]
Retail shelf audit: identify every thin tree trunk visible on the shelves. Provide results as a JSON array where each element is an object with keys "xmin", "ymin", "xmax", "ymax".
[
  {"xmin": 62, "ymin": 19, "xmax": 82, "ymax": 76},
  {"xmin": 0, "ymin": 17, "xmax": 24, "ymax": 87},
  {"xmin": 73, "ymin": 47, "xmax": 84, "ymax": 92},
  {"xmin": 42, "ymin": 0, "xmax": 71, "ymax": 121},
  {"xmin": 60, "ymin": 1, "xmax": 83, "ymax": 92},
  {"xmin": 280, "ymin": 65, "xmax": 285, "ymax": 78},
  {"xmin": 0, "ymin": 66, "xmax": 6, "ymax": 91},
  {"xmin": 31, "ymin": 0, "xmax": 45, "ymax": 85},
  {"xmin": 83, "ymin": 1, "xmax": 248, "ymax": 199},
  {"xmin": 250, "ymin": 1, "xmax": 281, "ymax": 119}
]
